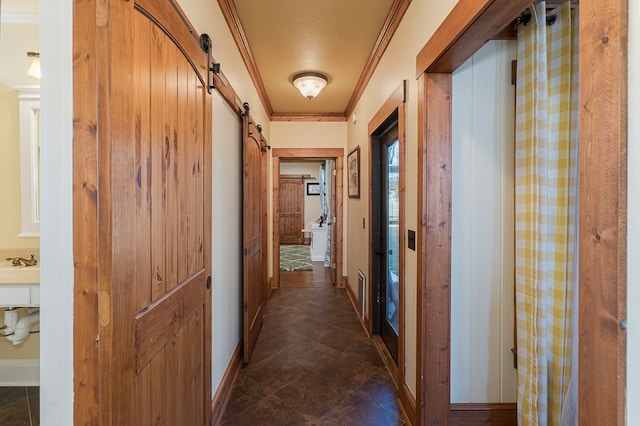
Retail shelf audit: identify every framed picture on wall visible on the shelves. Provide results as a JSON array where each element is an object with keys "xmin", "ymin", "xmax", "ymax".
[
  {"xmin": 306, "ymin": 182, "xmax": 320, "ymax": 195},
  {"xmin": 347, "ymin": 146, "xmax": 360, "ymax": 198}
]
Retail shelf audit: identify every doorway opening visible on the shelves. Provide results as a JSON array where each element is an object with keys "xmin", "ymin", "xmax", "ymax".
[
  {"xmin": 366, "ymin": 81, "xmax": 407, "ymax": 391},
  {"xmin": 371, "ymin": 115, "xmax": 400, "ymax": 364},
  {"xmin": 271, "ymin": 148, "xmax": 344, "ymax": 290}
]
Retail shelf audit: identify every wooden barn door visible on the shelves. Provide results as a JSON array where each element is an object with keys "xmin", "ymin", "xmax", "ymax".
[
  {"xmin": 242, "ymin": 106, "xmax": 267, "ymax": 363},
  {"xmin": 73, "ymin": 0, "xmax": 212, "ymax": 424},
  {"xmin": 279, "ymin": 178, "xmax": 304, "ymax": 245}
]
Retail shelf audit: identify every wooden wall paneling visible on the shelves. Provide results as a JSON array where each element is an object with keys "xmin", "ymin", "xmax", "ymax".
[
  {"xmin": 578, "ymin": 0, "xmax": 628, "ymax": 423},
  {"xmin": 272, "ymin": 157, "xmax": 281, "ymax": 289},
  {"xmin": 73, "ymin": 0, "xmax": 100, "ymax": 421},
  {"xmin": 418, "ymin": 72, "xmax": 452, "ymax": 425}
]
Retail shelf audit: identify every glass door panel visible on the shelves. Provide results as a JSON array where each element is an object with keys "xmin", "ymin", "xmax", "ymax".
[{"xmin": 385, "ymin": 140, "xmax": 400, "ymax": 335}]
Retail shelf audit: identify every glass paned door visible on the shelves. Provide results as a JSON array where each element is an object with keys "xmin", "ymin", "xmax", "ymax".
[
  {"xmin": 375, "ymin": 121, "xmax": 399, "ymax": 364},
  {"xmin": 385, "ymin": 141, "xmax": 400, "ymax": 334}
]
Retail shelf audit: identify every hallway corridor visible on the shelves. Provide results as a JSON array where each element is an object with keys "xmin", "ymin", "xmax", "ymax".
[{"xmin": 222, "ymin": 269, "xmax": 407, "ymax": 425}]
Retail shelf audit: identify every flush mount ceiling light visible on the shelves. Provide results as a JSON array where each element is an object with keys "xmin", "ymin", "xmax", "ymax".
[
  {"xmin": 292, "ymin": 72, "xmax": 328, "ymax": 100},
  {"xmin": 27, "ymin": 52, "xmax": 40, "ymax": 80}
]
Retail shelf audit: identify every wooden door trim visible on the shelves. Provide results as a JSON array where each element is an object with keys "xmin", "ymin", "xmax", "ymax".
[
  {"xmin": 367, "ymin": 81, "xmax": 407, "ymax": 399},
  {"xmin": 73, "ymin": 0, "xmax": 100, "ymax": 421},
  {"xmin": 417, "ymin": 72, "xmax": 452, "ymax": 425},
  {"xmin": 415, "ymin": 0, "xmax": 628, "ymax": 424},
  {"xmin": 577, "ymin": 1, "xmax": 627, "ymax": 422},
  {"xmin": 272, "ymin": 148, "xmax": 345, "ymax": 289}
]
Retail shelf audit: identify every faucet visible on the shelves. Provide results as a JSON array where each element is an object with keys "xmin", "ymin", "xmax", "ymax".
[{"xmin": 5, "ymin": 254, "xmax": 38, "ymax": 267}]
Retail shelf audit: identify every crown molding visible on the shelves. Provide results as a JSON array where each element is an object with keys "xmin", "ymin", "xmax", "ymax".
[
  {"xmin": 217, "ymin": 0, "xmax": 273, "ymax": 117},
  {"xmin": 344, "ymin": 0, "xmax": 412, "ymax": 118},
  {"xmin": 218, "ymin": 0, "xmax": 411, "ymax": 120},
  {"xmin": 271, "ymin": 113, "xmax": 347, "ymax": 122}
]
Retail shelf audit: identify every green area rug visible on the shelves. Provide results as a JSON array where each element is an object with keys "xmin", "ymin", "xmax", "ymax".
[{"xmin": 280, "ymin": 245, "xmax": 313, "ymax": 271}]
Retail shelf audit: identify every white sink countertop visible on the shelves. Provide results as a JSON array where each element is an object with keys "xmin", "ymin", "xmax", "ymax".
[{"xmin": 0, "ymin": 252, "xmax": 40, "ymax": 307}]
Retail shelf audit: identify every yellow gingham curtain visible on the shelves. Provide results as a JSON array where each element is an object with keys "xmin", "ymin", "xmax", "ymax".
[{"xmin": 514, "ymin": 2, "xmax": 579, "ymax": 425}]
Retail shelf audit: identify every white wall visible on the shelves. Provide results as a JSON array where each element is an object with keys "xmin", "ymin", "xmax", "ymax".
[
  {"xmin": 0, "ymin": 20, "xmax": 40, "ymax": 251},
  {"xmin": 347, "ymin": 0, "xmax": 459, "ymax": 397},
  {"xmin": 451, "ymin": 40, "xmax": 517, "ymax": 403},
  {"xmin": 270, "ymin": 121, "xmax": 348, "ymax": 272},
  {"xmin": 280, "ymin": 162, "xmax": 323, "ymax": 226},
  {"xmin": 627, "ymin": 1, "xmax": 639, "ymax": 423},
  {"xmin": 40, "ymin": 0, "xmax": 74, "ymax": 423},
  {"xmin": 210, "ymin": 91, "xmax": 244, "ymax": 394}
]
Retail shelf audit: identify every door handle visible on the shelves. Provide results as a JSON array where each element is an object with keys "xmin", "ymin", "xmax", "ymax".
[{"xmin": 375, "ymin": 248, "xmax": 385, "ymax": 255}]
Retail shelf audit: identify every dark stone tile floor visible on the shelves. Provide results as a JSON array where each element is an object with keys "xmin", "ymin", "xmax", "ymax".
[
  {"xmin": 222, "ymin": 287, "xmax": 406, "ymax": 425},
  {"xmin": 0, "ymin": 386, "xmax": 39, "ymax": 426}
]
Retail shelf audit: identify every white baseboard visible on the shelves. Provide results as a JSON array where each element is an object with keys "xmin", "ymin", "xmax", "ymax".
[{"xmin": 0, "ymin": 359, "xmax": 40, "ymax": 386}]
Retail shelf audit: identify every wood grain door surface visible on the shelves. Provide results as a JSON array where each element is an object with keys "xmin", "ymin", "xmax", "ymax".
[
  {"xmin": 74, "ymin": 0, "xmax": 212, "ymax": 424},
  {"xmin": 279, "ymin": 179, "xmax": 304, "ymax": 245},
  {"xmin": 242, "ymin": 111, "xmax": 267, "ymax": 363}
]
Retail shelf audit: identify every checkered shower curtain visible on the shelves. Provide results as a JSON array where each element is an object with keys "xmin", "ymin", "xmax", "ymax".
[{"xmin": 514, "ymin": 2, "xmax": 579, "ymax": 424}]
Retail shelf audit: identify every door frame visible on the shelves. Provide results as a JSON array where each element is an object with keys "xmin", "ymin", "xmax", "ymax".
[
  {"xmin": 272, "ymin": 148, "xmax": 344, "ymax": 289},
  {"xmin": 415, "ymin": 0, "xmax": 627, "ymax": 424},
  {"xmin": 367, "ymin": 81, "xmax": 407, "ymax": 393}
]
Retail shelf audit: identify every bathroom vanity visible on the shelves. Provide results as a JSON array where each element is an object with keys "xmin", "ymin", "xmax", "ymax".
[
  {"xmin": 310, "ymin": 223, "xmax": 327, "ymax": 262},
  {"xmin": 0, "ymin": 260, "xmax": 40, "ymax": 308}
]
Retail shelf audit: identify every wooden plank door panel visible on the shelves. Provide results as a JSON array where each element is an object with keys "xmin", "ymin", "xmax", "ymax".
[
  {"xmin": 76, "ymin": 0, "xmax": 212, "ymax": 423},
  {"xmin": 242, "ymin": 108, "xmax": 267, "ymax": 363},
  {"xmin": 279, "ymin": 179, "xmax": 304, "ymax": 245}
]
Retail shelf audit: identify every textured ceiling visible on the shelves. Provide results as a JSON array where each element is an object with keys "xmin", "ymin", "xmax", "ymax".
[{"xmin": 232, "ymin": 0, "xmax": 395, "ymax": 116}]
